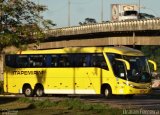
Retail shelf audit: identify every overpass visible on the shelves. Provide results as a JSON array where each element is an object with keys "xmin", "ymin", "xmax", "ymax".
[
  {"xmin": 29, "ymin": 18, "xmax": 160, "ymax": 49},
  {"xmin": 2, "ymin": 18, "xmax": 160, "ymax": 80}
]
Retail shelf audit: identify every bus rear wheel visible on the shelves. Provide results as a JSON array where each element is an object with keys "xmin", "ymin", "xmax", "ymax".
[
  {"xmin": 35, "ymin": 87, "xmax": 44, "ymax": 97},
  {"xmin": 23, "ymin": 86, "xmax": 33, "ymax": 97}
]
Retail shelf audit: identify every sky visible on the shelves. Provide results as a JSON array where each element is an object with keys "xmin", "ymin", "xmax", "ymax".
[{"xmin": 35, "ymin": 0, "xmax": 160, "ymax": 28}]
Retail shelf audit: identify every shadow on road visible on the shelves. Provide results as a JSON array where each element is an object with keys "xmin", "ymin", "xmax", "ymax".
[{"xmin": 0, "ymin": 97, "xmax": 19, "ymax": 105}]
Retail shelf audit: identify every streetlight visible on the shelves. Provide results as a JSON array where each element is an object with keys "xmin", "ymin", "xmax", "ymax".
[
  {"xmin": 139, "ymin": 0, "xmax": 140, "ymax": 14},
  {"xmin": 101, "ymin": 0, "xmax": 103, "ymax": 22},
  {"xmin": 68, "ymin": 0, "xmax": 71, "ymax": 27}
]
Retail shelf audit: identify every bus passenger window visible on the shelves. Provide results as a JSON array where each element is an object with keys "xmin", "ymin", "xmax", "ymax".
[
  {"xmin": 91, "ymin": 54, "xmax": 108, "ymax": 69},
  {"xmin": 82, "ymin": 56, "xmax": 87, "ymax": 67},
  {"xmin": 17, "ymin": 55, "xmax": 28, "ymax": 67},
  {"xmin": 29, "ymin": 55, "xmax": 44, "ymax": 67},
  {"xmin": 51, "ymin": 55, "xmax": 58, "ymax": 67},
  {"xmin": 58, "ymin": 55, "xmax": 70, "ymax": 67},
  {"xmin": 44, "ymin": 55, "xmax": 52, "ymax": 67},
  {"xmin": 76, "ymin": 54, "xmax": 91, "ymax": 67},
  {"xmin": 5, "ymin": 55, "xmax": 17, "ymax": 68}
]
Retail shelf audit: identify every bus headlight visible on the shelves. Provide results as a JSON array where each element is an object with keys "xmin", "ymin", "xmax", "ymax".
[
  {"xmin": 128, "ymin": 84, "xmax": 134, "ymax": 88},
  {"xmin": 147, "ymin": 85, "xmax": 152, "ymax": 89},
  {"xmin": 122, "ymin": 82, "xmax": 135, "ymax": 88}
]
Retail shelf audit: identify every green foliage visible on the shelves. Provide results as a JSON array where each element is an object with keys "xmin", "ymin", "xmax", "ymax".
[
  {"xmin": 79, "ymin": 18, "xmax": 97, "ymax": 25},
  {"xmin": 18, "ymin": 97, "xmax": 33, "ymax": 103},
  {"xmin": 0, "ymin": 0, "xmax": 55, "ymax": 51},
  {"xmin": 141, "ymin": 46, "xmax": 160, "ymax": 72},
  {"xmin": 18, "ymin": 97, "xmax": 121, "ymax": 114},
  {"xmin": 33, "ymin": 99, "xmax": 58, "ymax": 108},
  {"xmin": 58, "ymin": 98, "xmax": 84, "ymax": 110},
  {"xmin": 19, "ymin": 98, "xmax": 58, "ymax": 108}
]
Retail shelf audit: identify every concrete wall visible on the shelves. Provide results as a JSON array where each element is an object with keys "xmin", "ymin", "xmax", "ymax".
[
  {"xmin": 29, "ymin": 36, "xmax": 160, "ymax": 50},
  {"xmin": 46, "ymin": 19, "xmax": 160, "ymax": 37}
]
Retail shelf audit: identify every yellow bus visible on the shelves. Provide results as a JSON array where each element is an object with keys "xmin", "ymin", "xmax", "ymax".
[{"xmin": 4, "ymin": 46, "xmax": 156, "ymax": 98}]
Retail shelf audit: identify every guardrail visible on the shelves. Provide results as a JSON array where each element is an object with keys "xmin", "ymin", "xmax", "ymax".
[{"xmin": 45, "ymin": 18, "xmax": 160, "ymax": 37}]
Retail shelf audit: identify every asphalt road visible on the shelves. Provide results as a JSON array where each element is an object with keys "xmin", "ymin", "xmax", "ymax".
[
  {"xmin": 79, "ymin": 95, "xmax": 160, "ymax": 110},
  {"xmin": 0, "ymin": 90, "xmax": 160, "ymax": 112}
]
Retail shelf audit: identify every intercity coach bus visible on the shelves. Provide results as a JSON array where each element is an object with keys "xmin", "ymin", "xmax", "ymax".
[{"xmin": 4, "ymin": 46, "xmax": 157, "ymax": 98}]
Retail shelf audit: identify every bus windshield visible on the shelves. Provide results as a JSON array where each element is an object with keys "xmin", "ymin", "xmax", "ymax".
[
  {"xmin": 123, "ymin": 56, "xmax": 151, "ymax": 83},
  {"xmin": 108, "ymin": 54, "xmax": 151, "ymax": 83}
]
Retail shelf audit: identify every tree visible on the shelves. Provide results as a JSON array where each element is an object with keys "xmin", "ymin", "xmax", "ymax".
[
  {"xmin": 141, "ymin": 46, "xmax": 160, "ymax": 71},
  {"xmin": 0, "ymin": 0, "xmax": 56, "ymax": 51},
  {"xmin": 79, "ymin": 18, "xmax": 97, "ymax": 25}
]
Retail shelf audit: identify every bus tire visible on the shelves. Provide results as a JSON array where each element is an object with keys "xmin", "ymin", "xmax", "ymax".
[
  {"xmin": 102, "ymin": 86, "xmax": 112, "ymax": 98},
  {"xmin": 34, "ymin": 86, "xmax": 44, "ymax": 97},
  {"xmin": 23, "ymin": 85, "xmax": 33, "ymax": 97}
]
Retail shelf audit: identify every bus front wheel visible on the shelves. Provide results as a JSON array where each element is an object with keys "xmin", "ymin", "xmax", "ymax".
[
  {"xmin": 23, "ymin": 85, "xmax": 33, "ymax": 97},
  {"xmin": 102, "ymin": 86, "xmax": 112, "ymax": 98}
]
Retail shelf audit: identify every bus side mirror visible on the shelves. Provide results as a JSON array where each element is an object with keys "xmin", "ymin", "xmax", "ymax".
[
  {"xmin": 148, "ymin": 60, "xmax": 157, "ymax": 71},
  {"xmin": 115, "ymin": 58, "xmax": 130, "ymax": 70}
]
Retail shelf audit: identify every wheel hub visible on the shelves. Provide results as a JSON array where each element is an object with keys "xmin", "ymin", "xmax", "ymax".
[{"xmin": 25, "ymin": 88, "xmax": 31, "ymax": 95}]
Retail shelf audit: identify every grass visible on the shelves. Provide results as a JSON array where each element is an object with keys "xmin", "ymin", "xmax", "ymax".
[
  {"xmin": 17, "ymin": 98, "xmax": 122, "ymax": 114},
  {"xmin": 18, "ymin": 98, "xmax": 58, "ymax": 108}
]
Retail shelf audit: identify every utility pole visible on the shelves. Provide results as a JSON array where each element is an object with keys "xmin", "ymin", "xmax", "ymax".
[
  {"xmin": 139, "ymin": 0, "xmax": 140, "ymax": 14},
  {"xmin": 101, "ymin": 0, "xmax": 103, "ymax": 22},
  {"xmin": 68, "ymin": 0, "xmax": 71, "ymax": 27}
]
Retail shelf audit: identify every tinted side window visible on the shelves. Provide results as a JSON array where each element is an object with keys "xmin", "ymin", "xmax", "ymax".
[
  {"xmin": 50, "ymin": 55, "xmax": 58, "ymax": 67},
  {"xmin": 50, "ymin": 54, "xmax": 73, "ymax": 67},
  {"xmin": 5, "ymin": 55, "xmax": 17, "ymax": 68},
  {"xmin": 17, "ymin": 55, "xmax": 28, "ymax": 67},
  {"xmin": 58, "ymin": 54, "xmax": 71, "ymax": 67},
  {"xmin": 29, "ymin": 55, "xmax": 44, "ymax": 67},
  {"xmin": 75, "ymin": 54, "xmax": 91, "ymax": 67},
  {"xmin": 91, "ymin": 54, "xmax": 108, "ymax": 69}
]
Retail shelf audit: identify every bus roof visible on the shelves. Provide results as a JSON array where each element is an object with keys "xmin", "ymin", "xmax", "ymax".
[{"xmin": 17, "ymin": 46, "xmax": 144, "ymax": 56}]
